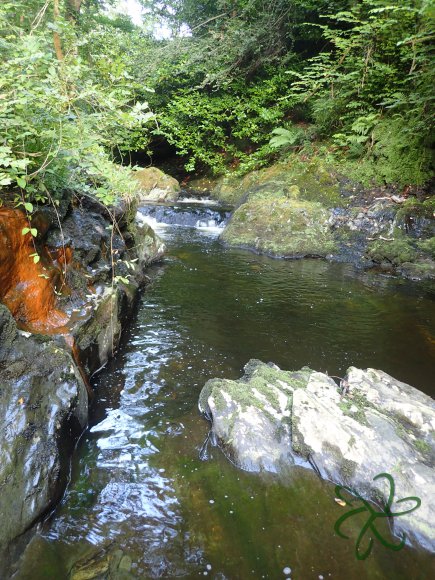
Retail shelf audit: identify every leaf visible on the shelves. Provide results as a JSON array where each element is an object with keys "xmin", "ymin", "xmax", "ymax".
[
  {"xmin": 22, "ymin": 227, "xmax": 30, "ymax": 235},
  {"xmin": 335, "ymin": 498, "xmax": 347, "ymax": 507},
  {"xmin": 0, "ymin": 175, "xmax": 12, "ymax": 186},
  {"xmin": 16, "ymin": 176, "xmax": 26, "ymax": 188},
  {"xmin": 33, "ymin": 254, "xmax": 40, "ymax": 264},
  {"xmin": 24, "ymin": 202, "xmax": 33, "ymax": 213},
  {"xmin": 30, "ymin": 228, "xmax": 37, "ymax": 237},
  {"xmin": 18, "ymin": 397, "xmax": 24, "ymax": 405}
]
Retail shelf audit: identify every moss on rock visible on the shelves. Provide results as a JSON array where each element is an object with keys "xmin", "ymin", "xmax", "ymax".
[
  {"xmin": 133, "ymin": 167, "xmax": 180, "ymax": 202},
  {"xmin": 418, "ymin": 237, "xmax": 435, "ymax": 260},
  {"xmin": 366, "ymin": 237, "xmax": 417, "ymax": 266},
  {"xmin": 400, "ymin": 259, "xmax": 435, "ymax": 280},
  {"xmin": 208, "ymin": 156, "xmax": 342, "ymax": 208},
  {"xmin": 221, "ymin": 197, "xmax": 336, "ymax": 258}
]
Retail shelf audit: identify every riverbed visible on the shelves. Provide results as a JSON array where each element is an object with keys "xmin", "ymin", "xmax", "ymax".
[{"xmin": 14, "ymin": 202, "xmax": 435, "ymax": 579}]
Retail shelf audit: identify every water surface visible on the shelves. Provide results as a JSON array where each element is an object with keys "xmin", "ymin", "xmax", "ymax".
[{"xmin": 15, "ymin": 204, "xmax": 435, "ymax": 579}]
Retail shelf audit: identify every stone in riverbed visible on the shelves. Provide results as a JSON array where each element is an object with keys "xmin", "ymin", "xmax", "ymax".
[
  {"xmin": 199, "ymin": 360, "xmax": 435, "ymax": 553},
  {"xmin": 221, "ymin": 198, "xmax": 336, "ymax": 258},
  {"xmin": 133, "ymin": 167, "xmax": 180, "ymax": 202}
]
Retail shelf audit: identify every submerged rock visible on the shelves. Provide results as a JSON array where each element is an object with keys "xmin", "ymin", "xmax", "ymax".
[
  {"xmin": 199, "ymin": 360, "xmax": 435, "ymax": 553},
  {"xmin": 0, "ymin": 304, "xmax": 88, "ymax": 573},
  {"xmin": 133, "ymin": 167, "xmax": 180, "ymax": 202}
]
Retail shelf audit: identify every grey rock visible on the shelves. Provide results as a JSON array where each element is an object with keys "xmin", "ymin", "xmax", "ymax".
[
  {"xmin": 199, "ymin": 360, "xmax": 435, "ymax": 553},
  {"xmin": 0, "ymin": 304, "xmax": 88, "ymax": 574}
]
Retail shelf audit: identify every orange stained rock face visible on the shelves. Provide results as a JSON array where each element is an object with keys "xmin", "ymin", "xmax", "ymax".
[{"xmin": 0, "ymin": 208, "xmax": 69, "ymax": 333}]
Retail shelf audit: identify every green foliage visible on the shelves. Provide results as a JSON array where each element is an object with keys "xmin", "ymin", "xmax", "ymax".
[
  {"xmin": 136, "ymin": 0, "xmax": 433, "ymax": 184},
  {"xmin": 0, "ymin": 1, "xmax": 154, "ymax": 209},
  {"xmin": 284, "ymin": 0, "xmax": 434, "ymax": 185},
  {"xmin": 153, "ymin": 71, "xmax": 294, "ymax": 173},
  {"xmin": 1, "ymin": 0, "xmax": 432, "ymax": 194},
  {"xmin": 269, "ymin": 126, "xmax": 305, "ymax": 149},
  {"xmin": 135, "ymin": 0, "xmax": 350, "ymax": 174}
]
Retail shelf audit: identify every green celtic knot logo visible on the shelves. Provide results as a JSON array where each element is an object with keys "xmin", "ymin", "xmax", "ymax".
[{"xmin": 334, "ymin": 472, "xmax": 421, "ymax": 560}]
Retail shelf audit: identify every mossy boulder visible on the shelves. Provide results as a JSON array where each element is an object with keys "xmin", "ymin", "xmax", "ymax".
[
  {"xmin": 221, "ymin": 196, "xmax": 336, "ymax": 258},
  {"xmin": 365, "ymin": 234, "xmax": 435, "ymax": 279},
  {"xmin": 199, "ymin": 360, "xmax": 435, "ymax": 553},
  {"xmin": 400, "ymin": 259, "xmax": 435, "ymax": 281},
  {"xmin": 395, "ymin": 197, "xmax": 435, "ymax": 238},
  {"xmin": 133, "ymin": 167, "xmax": 180, "ymax": 202},
  {"xmin": 204, "ymin": 157, "xmax": 342, "ymax": 207},
  {"xmin": 366, "ymin": 237, "xmax": 418, "ymax": 266}
]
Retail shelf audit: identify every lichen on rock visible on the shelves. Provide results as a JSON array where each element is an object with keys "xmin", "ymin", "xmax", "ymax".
[{"xmin": 199, "ymin": 360, "xmax": 435, "ymax": 553}]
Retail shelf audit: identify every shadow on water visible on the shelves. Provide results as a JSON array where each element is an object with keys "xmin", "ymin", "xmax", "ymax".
[{"xmin": 14, "ymin": 205, "xmax": 435, "ymax": 579}]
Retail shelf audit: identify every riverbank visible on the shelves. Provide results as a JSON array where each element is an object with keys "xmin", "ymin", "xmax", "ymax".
[
  {"xmin": 0, "ymin": 191, "xmax": 164, "ymax": 573},
  {"xmin": 185, "ymin": 156, "xmax": 435, "ymax": 281}
]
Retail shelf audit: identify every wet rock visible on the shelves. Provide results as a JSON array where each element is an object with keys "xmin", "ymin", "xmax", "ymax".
[
  {"xmin": 0, "ymin": 194, "xmax": 165, "ymax": 573},
  {"xmin": 47, "ymin": 209, "xmax": 109, "ymax": 266},
  {"xmin": 133, "ymin": 167, "xmax": 180, "ymax": 202},
  {"xmin": 221, "ymin": 197, "xmax": 336, "ymax": 258},
  {"xmin": 70, "ymin": 219, "xmax": 165, "ymax": 376},
  {"xmin": 0, "ymin": 208, "xmax": 68, "ymax": 333},
  {"xmin": 0, "ymin": 304, "xmax": 88, "ymax": 574},
  {"xmin": 70, "ymin": 546, "xmax": 135, "ymax": 580},
  {"xmin": 199, "ymin": 360, "xmax": 435, "ymax": 553},
  {"xmin": 73, "ymin": 286, "xmax": 132, "ymax": 376},
  {"xmin": 130, "ymin": 222, "xmax": 166, "ymax": 276}
]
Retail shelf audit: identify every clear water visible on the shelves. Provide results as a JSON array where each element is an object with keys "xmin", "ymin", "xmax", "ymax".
[{"xmin": 14, "ymin": 206, "xmax": 435, "ymax": 579}]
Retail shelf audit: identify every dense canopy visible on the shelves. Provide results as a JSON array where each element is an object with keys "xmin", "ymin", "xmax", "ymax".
[{"xmin": 0, "ymin": 0, "xmax": 433, "ymax": 212}]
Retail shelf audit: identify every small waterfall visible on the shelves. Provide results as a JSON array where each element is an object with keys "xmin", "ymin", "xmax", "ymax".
[{"xmin": 136, "ymin": 202, "xmax": 230, "ymax": 232}]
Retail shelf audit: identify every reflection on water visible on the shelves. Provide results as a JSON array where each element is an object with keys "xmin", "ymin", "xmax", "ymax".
[{"xmin": 14, "ymin": 209, "xmax": 435, "ymax": 579}]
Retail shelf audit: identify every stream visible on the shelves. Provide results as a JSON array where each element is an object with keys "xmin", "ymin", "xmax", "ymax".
[{"xmin": 14, "ymin": 201, "xmax": 435, "ymax": 579}]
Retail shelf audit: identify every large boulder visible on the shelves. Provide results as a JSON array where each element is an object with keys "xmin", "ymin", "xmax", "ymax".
[
  {"xmin": 221, "ymin": 196, "xmax": 336, "ymax": 258},
  {"xmin": 0, "ymin": 305, "xmax": 88, "ymax": 574},
  {"xmin": 199, "ymin": 360, "xmax": 435, "ymax": 553},
  {"xmin": 132, "ymin": 167, "xmax": 180, "ymax": 202},
  {"xmin": 187, "ymin": 158, "xmax": 341, "ymax": 207}
]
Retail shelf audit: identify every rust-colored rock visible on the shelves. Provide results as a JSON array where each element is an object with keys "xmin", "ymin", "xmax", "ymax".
[{"xmin": 0, "ymin": 208, "xmax": 68, "ymax": 333}]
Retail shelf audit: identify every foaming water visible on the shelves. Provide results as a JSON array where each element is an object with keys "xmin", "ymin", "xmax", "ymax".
[
  {"xmin": 136, "ymin": 201, "xmax": 230, "ymax": 233},
  {"xmin": 14, "ymin": 222, "xmax": 435, "ymax": 579}
]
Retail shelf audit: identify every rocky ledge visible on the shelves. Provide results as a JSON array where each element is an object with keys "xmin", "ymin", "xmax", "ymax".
[
  {"xmin": 199, "ymin": 360, "xmax": 435, "ymax": 553},
  {"xmin": 0, "ymin": 192, "xmax": 165, "ymax": 574},
  {"xmin": 187, "ymin": 159, "xmax": 435, "ymax": 280}
]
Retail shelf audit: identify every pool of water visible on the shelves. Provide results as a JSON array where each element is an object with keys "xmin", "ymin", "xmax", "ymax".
[{"xmin": 14, "ymin": 206, "xmax": 435, "ymax": 579}]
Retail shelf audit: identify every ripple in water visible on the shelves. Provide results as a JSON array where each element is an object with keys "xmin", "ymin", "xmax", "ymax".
[{"xmin": 14, "ymin": 215, "xmax": 435, "ymax": 579}]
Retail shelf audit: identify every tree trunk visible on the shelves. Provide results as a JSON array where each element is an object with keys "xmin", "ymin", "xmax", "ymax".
[{"xmin": 53, "ymin": 0, "xmax": 64, "ymax": 61}]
